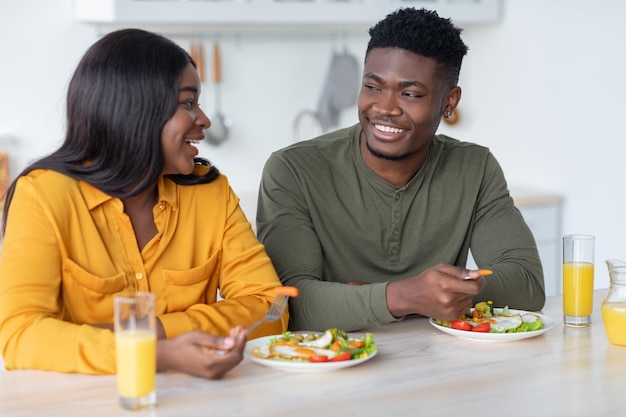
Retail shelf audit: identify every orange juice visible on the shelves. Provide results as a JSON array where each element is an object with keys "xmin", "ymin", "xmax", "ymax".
[
  {"xmin": 115, "ymin": 330, "xmax": 156, "ymax": 398},
  {"xmin": 602, "ymin": 303, "xmax": 626, "ymax": 346},
  {"xmin": 563, "ymin": 262, "xmax": 594, "ymax": 316}
]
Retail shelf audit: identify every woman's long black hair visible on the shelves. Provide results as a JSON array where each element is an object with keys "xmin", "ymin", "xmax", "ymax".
[{"xmin": 1, "ymin": 29, "xmax": 219, "ymax": 235}]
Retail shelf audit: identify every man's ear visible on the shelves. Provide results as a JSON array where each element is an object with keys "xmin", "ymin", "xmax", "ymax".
[{"xmin": 442, "ymin": 86, "xmax": 462, "ymax": 125}]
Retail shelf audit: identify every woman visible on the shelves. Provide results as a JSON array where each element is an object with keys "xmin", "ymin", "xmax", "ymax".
[{"xmin": 0, "ymin": 29, "xmax": 287, "ymax": 379}]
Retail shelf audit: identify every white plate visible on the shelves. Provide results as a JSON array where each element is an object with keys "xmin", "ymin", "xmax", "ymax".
[
  {"xmin": 244, "ymin": 335, "xmax": 377, "ymax": 372},
  {"xmin": 429, "ymin": 309, "xmax": 555, "ymax": 342}
]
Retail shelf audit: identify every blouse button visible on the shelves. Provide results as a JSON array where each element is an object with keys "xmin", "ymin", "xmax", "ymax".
[
  {"xmin": 394, "ymin": 211, "xmax": 401, "ymax": 219},
  {"xmin": 135, "ymin": 272, "xmax": 144, "ymax": 280}
]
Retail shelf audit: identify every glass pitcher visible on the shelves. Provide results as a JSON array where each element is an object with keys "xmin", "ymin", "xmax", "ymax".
[{"xmin": 602, "ymin": 259, "xmax": 626, "ymax": 346}]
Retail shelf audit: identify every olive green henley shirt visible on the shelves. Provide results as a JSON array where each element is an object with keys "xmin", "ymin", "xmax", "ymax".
[{"xmin": 257, "ymin": 124, "xmax": 545, "ymax": 332}]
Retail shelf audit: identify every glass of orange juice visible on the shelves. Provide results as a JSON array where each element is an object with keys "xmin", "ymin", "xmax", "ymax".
[
  {"xmin": 114, "ymin": 292, "xmax": 157, "ymax": 410},
  {"xmin": 563, "ymin": 234, "xmax": 595, "ymax": 327}
]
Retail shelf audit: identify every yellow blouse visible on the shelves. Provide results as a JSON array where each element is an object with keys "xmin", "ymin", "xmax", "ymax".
[{"xmin": 0, "ymin": 168, "xmax": 287, "ymax": 374}]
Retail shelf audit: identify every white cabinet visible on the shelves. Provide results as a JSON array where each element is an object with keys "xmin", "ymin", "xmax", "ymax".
[
  {"xmin": 518, "ymin": 201, "xmax": 562, "ymax": 297},
  {"xmin": 467, "ymin": 190, "xmax": 563, "ymax": 297},
  {"xmin": 73, "ymin": 0, "xmax": 501, "ymax": 34}
]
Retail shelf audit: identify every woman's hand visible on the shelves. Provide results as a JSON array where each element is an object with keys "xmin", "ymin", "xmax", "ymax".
[{"xmin": 157, "ymin": 326, "xmax": 247, "ymax": 380}]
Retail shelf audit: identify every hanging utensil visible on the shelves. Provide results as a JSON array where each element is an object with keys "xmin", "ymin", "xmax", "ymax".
[
  {"xmin": 206, "ymin": 41, "xmax": 230, "ymax": 145},
  {"xmin": 193, "ymin": 42, "xmax": 205, "ymax": 85},
  {"xmin": 292, "ymin": 109, "xmax": 322, "ymax": 142},
  {"xmin": 190, "ymin": 42, "xmax": 211, "ymax": 140},
  {"xmin": 316, "ymin": 46, "xmax": 360, "ymax": 133}
]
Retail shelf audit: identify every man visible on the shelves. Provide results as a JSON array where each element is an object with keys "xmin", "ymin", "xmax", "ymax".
[{"xmin": 257, "ymin": 7, "xmax": 545, "ymax": 332}]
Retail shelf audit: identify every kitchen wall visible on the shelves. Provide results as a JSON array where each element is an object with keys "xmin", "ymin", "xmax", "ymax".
[{"xmin": 1, "ymin": 0, "xmax": 625, "ymax": 289}]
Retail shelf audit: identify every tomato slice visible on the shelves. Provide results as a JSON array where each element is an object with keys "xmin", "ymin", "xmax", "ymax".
[
  {"xmin": 450, "ymin": 319, "xmax": 472, "ymax": 331},
  {"xmin": 472, "ymin": 322, "xmax": 491, "ymax": 332},
  {"xmin": 329, "ymin": 351, "xmax": 352, "ymax": 362},
  {"xmin": 309, "ymin": 354, "xmax": 329, "ymax": 362}
]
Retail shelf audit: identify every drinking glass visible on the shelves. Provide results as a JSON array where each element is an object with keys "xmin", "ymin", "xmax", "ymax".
[
  {"xmin": 562, "ymin": 234, "xmax": 595, "ymax": 327},
  {"xmin": 114, "ymin": 292, "xmax": 157, "ymax": 410}
]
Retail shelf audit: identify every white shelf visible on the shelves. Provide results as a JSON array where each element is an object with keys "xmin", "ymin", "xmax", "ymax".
[
  {"xmin": 0, "ymin": 135, "xmax": 16, "ymax": 147},
  {"xmin": 73, "ymin": 0, "xmax": 501, "ymax": 35}
]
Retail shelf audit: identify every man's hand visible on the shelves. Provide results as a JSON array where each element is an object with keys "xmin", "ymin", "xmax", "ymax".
[{"xmin": 385, "ymin": 263, "xmax": 486, "ymax": 320}]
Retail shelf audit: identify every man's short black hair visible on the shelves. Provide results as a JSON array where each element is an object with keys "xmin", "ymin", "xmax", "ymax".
[{"xmin": 366, "ymin": 7, "xmax": 469, "ymax": 87}]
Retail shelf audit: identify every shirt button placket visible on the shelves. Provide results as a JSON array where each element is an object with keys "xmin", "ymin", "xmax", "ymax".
[
  {"xmin": 133, "ymin": 271, "xmax": 147, "ymax": 291},
  {"xmin": 390, "ymin": 192, "xmax": 402, "ymax": 260}
]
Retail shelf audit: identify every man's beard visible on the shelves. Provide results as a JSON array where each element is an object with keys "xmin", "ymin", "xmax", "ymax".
[{"xmin": 365, "ymin": 138, "xmax": 417, "ymax": 161}]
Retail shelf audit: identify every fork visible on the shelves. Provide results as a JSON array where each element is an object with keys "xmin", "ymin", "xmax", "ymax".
[{"xmin": 248, "ymin": 286, "xmax": 298, "ymax": 333}]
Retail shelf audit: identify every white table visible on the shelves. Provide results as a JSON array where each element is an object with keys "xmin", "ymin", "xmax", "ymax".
[{"xmin": 1, "ymin": 290, "xmax": 624, "ymax": 417}]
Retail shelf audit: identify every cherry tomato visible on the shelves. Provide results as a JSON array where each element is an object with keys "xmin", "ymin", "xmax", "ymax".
[
  {"xmin": 450, "ymin": 319, "xmax": 472, "ymax": 331},
  {"xmin": 329, "ymin": 351, "xmax": 352, "ymax": 362},
  {"xmin": 472, "ymin": 322, "xmax": 491, "ymax": 332},
  {"xmin": 309, "ymin": 354, "xmax": 329, "ymax": 362}
]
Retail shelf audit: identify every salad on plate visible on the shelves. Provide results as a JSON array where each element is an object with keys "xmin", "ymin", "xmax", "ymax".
[
  {"xmin": 433, "ymin": 301, "xmax": 545, "ymax": 334},
  {"xmin": 250, "ymin": 328, "xmax": 377, "ymax": 363}
]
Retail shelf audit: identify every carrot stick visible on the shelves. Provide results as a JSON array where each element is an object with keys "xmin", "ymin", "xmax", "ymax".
[{"xmin": 275, "ymin": 286, "xmax": 299, "ymax": 297}]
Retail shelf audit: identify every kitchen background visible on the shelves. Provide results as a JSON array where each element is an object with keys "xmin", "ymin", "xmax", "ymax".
[{"xmin": 0, "ymin": 0, "xmax": 624, "ymax": 293}]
